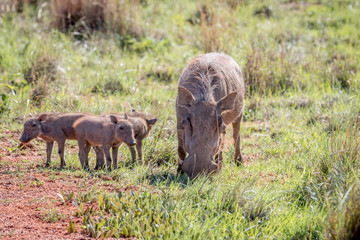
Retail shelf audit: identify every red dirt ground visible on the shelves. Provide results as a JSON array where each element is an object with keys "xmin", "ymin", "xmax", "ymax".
[{"xmin": 0, "ymin": 130, "xmax": 133, "ymax": 239}]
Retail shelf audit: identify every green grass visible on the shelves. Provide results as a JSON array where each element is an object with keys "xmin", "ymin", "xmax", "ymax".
[
  {"xmin": 39, "ymin": 207, "xmax": 66, "ymax": 223},
  {"xmin": 1, "ymin": 0, "xmax": 360, "ymax": 239}
]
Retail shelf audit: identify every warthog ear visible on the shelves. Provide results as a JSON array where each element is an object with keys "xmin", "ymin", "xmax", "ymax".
[
  {"xmin": 147, "ymin": 118, "xmax": 158, "ymax": 126},
  {"xmin": 178, "ymin": 87, "xmax": 195, "ymax": 108},
  {"xmin": 109, "ymin": 115, "xmax": 119, "ymax": 124},
  {"xmin": 37, "ymin": 114, "xmax": 48, "ymax": 122},
  {"xmin": 124, "ymin": 113, "xmax": 128, "ymax": 119},
  {"xmin": 216, "ymin": 92, "xmax": 237, "ymax": 114}
]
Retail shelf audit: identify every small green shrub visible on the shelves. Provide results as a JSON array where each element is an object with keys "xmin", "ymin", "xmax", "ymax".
[
  {"xmin": 91, "ymin": 80, "xmax": 129, "ymax": 95},
  {"xmin": 243, "ymin": 44, "xmax": 295, "ymax": 95},
  {"xmin": 67, "ymin": 221, "xmax": 76, "ymax": 233},
  {"xmin": 23, "ymin": 55, "xmax": 57, "ymax": 85},
  {"xmin": 40, "ymin": 208, "xmax": 65, "ymax": 223},
  {"xmin": 326, "ymin": 54, "xmax": 357, "ymax": 90}
]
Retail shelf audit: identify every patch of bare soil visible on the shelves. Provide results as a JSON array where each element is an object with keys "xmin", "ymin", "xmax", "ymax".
[{"xmin": 0, "ymin": 130, "xmax": 130, "ymax": 239}]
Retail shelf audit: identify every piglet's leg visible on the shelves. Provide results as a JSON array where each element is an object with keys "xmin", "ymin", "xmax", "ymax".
[
  {"xmin": 94, "ymin": 146, "xmax": 104, "ymax": 170},
  {"xmin": 77, "ymin": 138, "xmax": 86, "ymax": 169},
  {"xmin": 103, "ymin": 145, "xmax": 112, "ymax": 170},
  {"xmin": 57, "ymin": 139, "xmax": 66, "ymax": 168},
  {"xmin": 136, "ymin": 140, "xmax": 143, "ymax": 160},
  {"xmin": 78, "ymin": 138, "xmax": 86, "ymax": 168},
  {"xmin": 45, "ymin": 142, "xmax": 54, "ymax": 167},
  {"xmin": 84, "ymin": 143, "xmax": 91, "ymax": 170},
  {"xmin": 112, "ymin": 146, "xmax": 119, "ymax": 169},
  {"xmin": 128, "ymin": 146, "xmax": 136, "ymax": 162}
]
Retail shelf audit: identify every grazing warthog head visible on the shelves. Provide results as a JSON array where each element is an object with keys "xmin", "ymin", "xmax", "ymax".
[
  {"xmin": 110, "ymin": 114, "xmax": 136, "ymax": 146},
  {"xmin": 19, "ymin": 114, "xmax": 48, "ymax": 143},
  {"xmin": 177, "ymin": 87, "xmax": 237, "ymax": 179}
]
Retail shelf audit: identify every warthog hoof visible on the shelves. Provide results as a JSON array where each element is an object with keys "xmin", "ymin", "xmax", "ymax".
[
  {"xmin": 94, "ymin": 165, "xmax": 105, "ymax": 170},
  {"xmin": 83, "ymin": 165, "xmax": 90, "ymax": 171},
  {"xmin": 235, "ymin": 155, "xmax": 243, "ymax": 166}
]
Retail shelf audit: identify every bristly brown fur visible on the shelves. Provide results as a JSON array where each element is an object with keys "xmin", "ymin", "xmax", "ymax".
[
  {"xmin": 179, "ymin": 53, "xmax": 245, "ymax": 103},
  {"xmin": 94, "ymin": 110, "xmax": 157, "ymax": 168},
  {"xmin": 176, "ymin": 52, "xmax": 245, "ymax": 179}
]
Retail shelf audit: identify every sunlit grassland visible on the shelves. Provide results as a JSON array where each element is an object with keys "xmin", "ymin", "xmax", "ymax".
[{"xmin": 0, "ymin": 0, "xmax": 359, "ymax": 239}]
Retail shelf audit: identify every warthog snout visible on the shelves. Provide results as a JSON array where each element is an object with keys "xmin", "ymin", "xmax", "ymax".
[{"xmin": 181, "ymin": 153, "xmax": 220, "ymax": 179}]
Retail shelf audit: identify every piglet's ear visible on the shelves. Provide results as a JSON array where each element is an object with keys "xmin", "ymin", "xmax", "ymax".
[
  {"xmin": 109, "ymin": 115, "xmax": 119, "ymax": 124},
  {"xmin": 124, "ymin": 113, "xmax": 128, "ymax": 119},
  {"xmin": 147, "ymin": 118, "xmax": 158, "ymax": 126},
  {"xmin": 37, "ymin": 114, "xmax": 48, "ymax": 122}
]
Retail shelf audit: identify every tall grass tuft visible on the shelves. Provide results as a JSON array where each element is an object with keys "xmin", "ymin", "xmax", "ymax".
[
  {"xmin": 104, "ymin": 0, "xmax": 143, "ymax": 38},
  {"xmin": 243, "ymin": 44, "xmax": 263, "ymax": 95},
  {"xmin": 321, "ymin": 116, "xmax": 360, "ymax": 238},
  {"xmin": 328, "ymin": 186, "xmax": 360, "ymax": 240},
  {"xmin": 325, "ymin": 53, "xmax": 357, "ymax": 90},
  {"xmin": 199, "ymin": 4, "xmax": 221, "ymax": 52},
  {"xmin": 23, "ymin": 54, "xmax": 57, "ymax": 85},
  {"xmin": 243, "ymin": 44, "xmax": 296, "ymax": 96},
  {"xmin": 50, "ymin": 0, "xmax": 142, "ymax": 37},
  {"xmin": 0, "ymin": 0, "xmax": 38, "ymax": 13},
  {"xmin": 197, "ymin": 2, "xmax": 235, "ymax": 53}
]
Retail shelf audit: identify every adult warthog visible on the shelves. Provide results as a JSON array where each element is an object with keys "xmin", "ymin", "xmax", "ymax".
[{"xmin": 176, "ymin": 53, "xmax": 245, "ymax": 179}]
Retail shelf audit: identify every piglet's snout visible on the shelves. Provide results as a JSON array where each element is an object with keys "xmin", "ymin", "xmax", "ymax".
[{"xmin": 19, "ymin": 135, "xmax": 29, "ymax": 142}]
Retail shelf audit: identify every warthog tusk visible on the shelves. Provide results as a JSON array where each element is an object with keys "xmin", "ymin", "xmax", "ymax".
[{"xmin": 192, "ymin": 153, "xmax": 197, "ymax": 176}]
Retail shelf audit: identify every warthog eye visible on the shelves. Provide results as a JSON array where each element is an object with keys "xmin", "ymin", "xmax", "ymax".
[
  {"xmin": 32, "ymin": 123, "xmax": 37, "ymax": 127},
  {"xmin": 218, "ymin": 116, "xmax": 223, "ymax": 125},
  {"xmin": 119, "ymin": 126, "xmax": 124, "ymax": 130}
]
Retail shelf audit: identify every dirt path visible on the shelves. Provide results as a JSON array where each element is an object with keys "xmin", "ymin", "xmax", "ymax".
[{"xmin": 0, "ymin": 130, "xmax": 96, "ymax": 239}]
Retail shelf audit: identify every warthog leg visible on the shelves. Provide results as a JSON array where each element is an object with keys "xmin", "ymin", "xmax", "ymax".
[
  {"xmin": 57, "ymin": 139, "xmax": 66, "ymax": 168},
  {"xmin": 94, "ymin": 146, "xmax": 104, "ymax": 170},
  {"xmin": 214, "ymin": 152, "xmax": 223, "ymax": 165},
  {"xmin": 77, "ymin": 138, "xmax": 86, "ymax": 169},
  {"xmin": 136, "ymin": 140, "xmax": 143, "ymax": 160},
  {"xmin": 127, "ymin": 145, "xmax": 136, "ymax": 162},
  {"xmin": 84, "ymin": 143, "xmax": 91, "ymax": 169},
  {"xmin": 103, "ymin": 145, "xmax": 112, "ymax": 170},
  {"xmin": 232, "ymin": 115, "xmax": 243, "ymax": 166},
  {"xmin": 45, "ymin": 141, "xmax": 54, "ymax": 167},
  {"xmin": 112, "ymin": 146, "xmax": 119, "ymax": 169}
]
